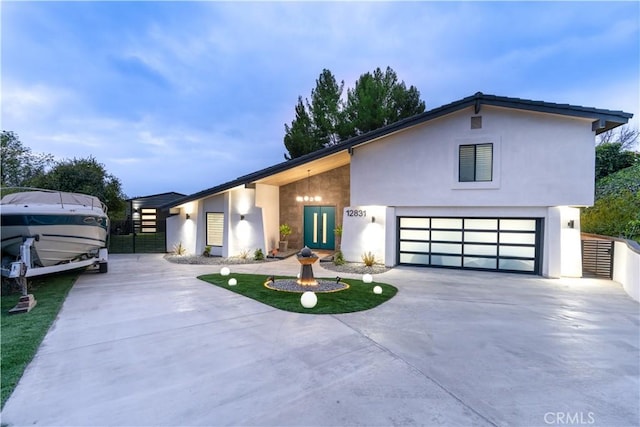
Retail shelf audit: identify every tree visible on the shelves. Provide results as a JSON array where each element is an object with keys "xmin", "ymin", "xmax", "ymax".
[
  {"xmin": 283, "ymin": 67, "xmax": 426, "ymax": 159},
  {"xmin": 308, "ymin": 69, "xmax": 345, "ymax": 147},
  {"xmin": 342, "ymin": 66, "xmax": 425, "ymax": 138},
  {"xmin": 595, "ymin": 142, "xmax": 638, "ymax": 181},
  {"xmin": 1, "ymin": 131, "xmax": 53, "ymax": 187},
  {"xmin": 283, "ymin": 97, "xmax": 321, "ymax": 160},
  {"xmin": 30, "ymin": 157, "xmax": 127, "ymax": 218},
  {"xmin": 597, "ymin": 125, "xmax": 639, "ymax": 150}
]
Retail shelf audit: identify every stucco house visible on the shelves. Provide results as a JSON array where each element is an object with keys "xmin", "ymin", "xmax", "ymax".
[{"xmin": 164, "ymin": 92, "xmax": 632, "ymax": 278}]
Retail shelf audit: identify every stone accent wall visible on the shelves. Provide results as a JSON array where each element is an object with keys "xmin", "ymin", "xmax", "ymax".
[{"xmin": 279, "ymin": 165, "xmax": 350, "ymax": 250}]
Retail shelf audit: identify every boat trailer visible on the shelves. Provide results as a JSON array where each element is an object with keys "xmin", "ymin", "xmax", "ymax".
[{"xmin": 1, "ymin": 237, "xmax": 108, "ymax": 314}]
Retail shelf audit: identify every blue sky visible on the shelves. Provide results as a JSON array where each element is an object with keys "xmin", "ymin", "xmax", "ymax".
[{"xmin": 2, "ymin": 1, "xmax": 638, "ymax": 198}]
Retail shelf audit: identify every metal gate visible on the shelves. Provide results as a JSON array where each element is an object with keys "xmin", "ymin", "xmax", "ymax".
[
  {"xmin": 581, "ymin": 239, "xmax": 614, "ymax": 279},
  {"xmin": 108, "ymin": 217, "xmax": 166, "ymax": 253}
]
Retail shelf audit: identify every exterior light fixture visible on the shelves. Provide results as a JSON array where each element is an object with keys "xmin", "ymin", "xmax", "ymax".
[
  {"xmin": 300, "ymin": 291, "xmax": 317, "ymax": 308},
  {"xmin": 373, "ymin": 285, "xmax": 383, "ymax": 294},
  {"xmin": 220, "ymin": 267, "xmax": 230, "ymax": 276},
  {"xmin": 568, "ymin": 220, "xmax": 575, "ymax": 228},
  {"xmin": 362, "ymin": 273, "xmax": 373, "ymax": 283},
  {"xmin": 228, "ymin": 278, "xmax": 237, "ymax": 286},
  {"xmin": 371, "ymin": 216, "xmax": 376, "ymax": 223},
  {"xmin": 295, "ymin": 169, "xmax": 322, "ymax": 203},
  {"xmin": 186, "ymin": 213, "xmax": 191, "ymax": 220},
  {"xmin": 240, "ymin": 214, "xmax": 245, "ymax": 221}
]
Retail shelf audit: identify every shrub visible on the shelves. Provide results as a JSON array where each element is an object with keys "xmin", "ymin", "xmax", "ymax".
[
  {"xmin": 239, "ymin": 249, "xmax": 250, "ymax": 260},
  {"xmin": 333, "ymin": 250, "xmax": 345, "ymax": 266},
  {"xmin": 254, "ymin": 248, "xmax": 264, "ymax": 261},
  {"xmin": 203, "ymin": 245, "xmax": 212, "ymax": 257},
  {"xmin": 362, "ymin": 251, "xmax": 376, "ymax": 267},
  {"xmin": 172, "ymin": 242, "xmax": 187, "ymax": 256},
  {"xmin": 623, "ymin": 219, "xmax": 640, "ymax": 242},
  {"xmin": 596, "ymin": 163, "xmax": 640, "ymax": 199},
  {"xmin": 279, "ymin": 224, "xmax": 292, "ymax": 241},
  {"xmin": 581, "ymin": 190, "xmax": 640, "ymax": 239}
]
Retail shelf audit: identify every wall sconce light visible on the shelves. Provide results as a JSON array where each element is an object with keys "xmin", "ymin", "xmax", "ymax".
[
  {"xmin": 371, "ymin": 216, "xmax": 376, "ymax": 223},
  {"xmin": 240, "ymin": 214, "xmax": 245, "ymax": 221},
  {"xmin": 186, "ymin": 213, "xmax": 191, "ymax": 220},
  {"xmin": 567, "ymin": 220, "xmax": 575, "ymax": 229},
  {"xmin": 133, "ymin": 208, "xmax": 139, "ymax": 213}
]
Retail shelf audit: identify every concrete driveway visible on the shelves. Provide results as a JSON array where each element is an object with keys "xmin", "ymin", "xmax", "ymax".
[{"xmin": 1, "ymin": 254, "xmax": 638, "ymax": 427}]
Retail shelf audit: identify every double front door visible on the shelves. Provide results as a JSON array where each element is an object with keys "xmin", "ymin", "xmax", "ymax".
[{"xmin": 303, "ymin": 206, "xmax": 335, "ymax": 250}]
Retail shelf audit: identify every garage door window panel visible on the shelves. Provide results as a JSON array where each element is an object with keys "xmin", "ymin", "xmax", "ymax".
[
  {"xmin": 400, "ymin": 229, "xmax": 430, "ymax": 240},
  {"xmin": 464, "ymin": 231, "xmax": 498, "ymax": 243},
  {"xmin": 432, "ymin": 230, "xmax": 462, "ymax": 241},
  {"xmin": 500, "ymin": 233, "xmax": 536, "ymax": 245},
  {"xmin": 465, "ymin": 244, "xmax": 497, "ymax": 256},
  {"xmin": 400, "ymin": 253, "xmax": 430, "ymax": 264},
  {"xmin": 400, "ymin": 218, "xmax": 430, "ymax": 228},
  {"xmin": 464, "ymin": 257, "xmax": 497, "ymax": 269},
  {"xmin": 431, "ymin": 255, "xmax": 462, "ymax": 267},
  {"xmin": 499, "ymin": 259, "xmax": 535, "ymax": 272},
  {"xmin": 400, "ymin": 241, "xmax": 428, "ymax": 252},
  {"xmin": 431, "ymin": 243, "xmax": 462, "ymax": 254}
]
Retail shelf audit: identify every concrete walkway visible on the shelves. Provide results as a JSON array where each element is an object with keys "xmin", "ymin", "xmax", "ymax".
[{"xmin": 1, "ymin": 254, "xmax": 638, "ymax": 427}]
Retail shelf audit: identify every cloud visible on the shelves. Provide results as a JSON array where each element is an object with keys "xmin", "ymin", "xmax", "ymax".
[
  {"xmin": 2, "ymin": 1, "xmax": 638, "ymax": 197},
  {"xmin": 109, "ymin": 55, "xmax": 171, "ymax": 89},
  {"xmin": 2, "ymin": 82, "xmax": 76, "ymax": 122}
]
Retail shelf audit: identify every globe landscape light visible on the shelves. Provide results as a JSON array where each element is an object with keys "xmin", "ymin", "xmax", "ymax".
[
  {"xmin": 228, "ymin": 278, "xmax": 237, "ymax": 286},
  {"xmin": 362, "ymin": 273, "xmax": 373, "ymax": 283},
  {"xmin": 373, "ymin": 285, "xmax": 383, "ymax": 294},
  {"xmin": 220, "ymin": 267, "xmax": 230, "ymax": 276},
  {"xmin": 300, "ymin": 291, "xmax": 317, "ymax": 308}
]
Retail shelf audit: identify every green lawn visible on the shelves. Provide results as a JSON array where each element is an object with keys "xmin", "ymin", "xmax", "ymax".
[
  {"xmin": 198, "ymin": 273, "xmax": 397, "ymax": 314},
  {"xmin": 1, "ymin": 272, "xmax": 79, "ymax": 408}
]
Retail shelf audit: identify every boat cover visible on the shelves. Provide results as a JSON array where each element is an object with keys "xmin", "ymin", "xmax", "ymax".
[{"xmin": 1, "ymin": 191, "xmax": 106, "ymax": 212}]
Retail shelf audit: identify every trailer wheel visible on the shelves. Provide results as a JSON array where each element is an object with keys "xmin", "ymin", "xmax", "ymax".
[{"xmin": 99, "ymin": 262, "xmax": 108, "ymax": 274}]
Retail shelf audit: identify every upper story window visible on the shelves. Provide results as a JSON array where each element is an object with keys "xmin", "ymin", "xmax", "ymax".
[{"xmin": 459, "ymin": 143, "xmax": 493, "ymax": 182}]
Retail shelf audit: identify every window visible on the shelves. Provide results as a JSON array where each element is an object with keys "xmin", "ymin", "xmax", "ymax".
[
  {"xmin": 139, "ymin": 208, "xmax": 157, "ymax": 233},
  {"xmin": 206, "ymin": 213, "xmax": 224, "ymax": 246},
  {"xmin": 459, "ymin": 143, "xmax": 493, "ymax": 182}
]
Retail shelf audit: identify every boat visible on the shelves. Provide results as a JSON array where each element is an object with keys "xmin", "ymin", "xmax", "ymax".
[{"xmin": 1, "ymin": 188, "xmax": 109, "ymax": 267}]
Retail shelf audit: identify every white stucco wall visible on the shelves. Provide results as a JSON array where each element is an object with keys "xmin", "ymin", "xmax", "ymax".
[
  {"xmin": 255, "ymin": 184, "xmax": 280, "ymax": 253},
  {"xmin": 340, "ymin": 205, "xmax": 388, "ymax": 265},
  {"xmin": 201, "ymin": 194, "xmax": 228, "ymax": 257},
  {"xmin": 613, "ymin": 240, "xmax": 640, "ymax": 302},
  {"xmin": 166, "ymin": 202, "xmax": 199, "ymax": 255},
  {"xmin": 227, "ymin": 187, "xmax": 266, "ymax": 257},
  {"xmin": 350, "ymin": 106, "xmax": 595, "ymax": 208}
]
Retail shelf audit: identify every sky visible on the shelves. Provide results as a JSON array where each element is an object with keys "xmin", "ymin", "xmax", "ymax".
[{"xmin": 2, "ymin": 1, "xmax": 639, "ymax": 198}]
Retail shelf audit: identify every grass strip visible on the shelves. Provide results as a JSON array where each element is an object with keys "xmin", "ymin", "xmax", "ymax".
[
  {"xmin": 198, "ymin": 273, "xmax": 397, "ymax": 314},
  {"xmin": 1, "ymin": 272, "xmax": 78, "ymax": 408}
]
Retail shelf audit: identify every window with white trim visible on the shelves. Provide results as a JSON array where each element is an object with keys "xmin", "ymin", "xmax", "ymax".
[
  {"xmin": 206, "ymin": 212, "xmax": 224, "ymax": 246},
  {"xmin": 459, "ymin": 143, "xmax": 493, "ymax": 182}
]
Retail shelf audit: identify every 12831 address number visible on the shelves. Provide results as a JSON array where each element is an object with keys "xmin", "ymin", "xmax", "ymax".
[{"xmin": 346, "ymin": 209, "xmax": 367, "ymax": 217}]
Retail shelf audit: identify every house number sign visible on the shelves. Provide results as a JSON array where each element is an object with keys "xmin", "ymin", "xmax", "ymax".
[{"xmin": 346, "ymin": 209, "xmax": 367, "ymax": 217}]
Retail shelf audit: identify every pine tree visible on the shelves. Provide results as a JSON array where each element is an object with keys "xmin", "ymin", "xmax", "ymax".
[
  {"xmin": 283, "ymin": 67, "xmax": 426, "ymax": 159},
  {"xmin": 283, "ymin": 97, "xmax": 321, "ymax": 160},
  {"xmin": 343, "ymin": 67, "xmax": 425, "ymax": 138}
]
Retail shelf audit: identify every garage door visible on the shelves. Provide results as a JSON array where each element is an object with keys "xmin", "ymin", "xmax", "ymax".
[{"xmin": 398, "ymin": 217, "xmax": 543, "ymax": 274}]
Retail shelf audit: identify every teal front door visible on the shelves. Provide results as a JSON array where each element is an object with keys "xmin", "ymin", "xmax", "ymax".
[{"xmin": 303, "ymin": 206, "xmax": 335, "ymax": 250}]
